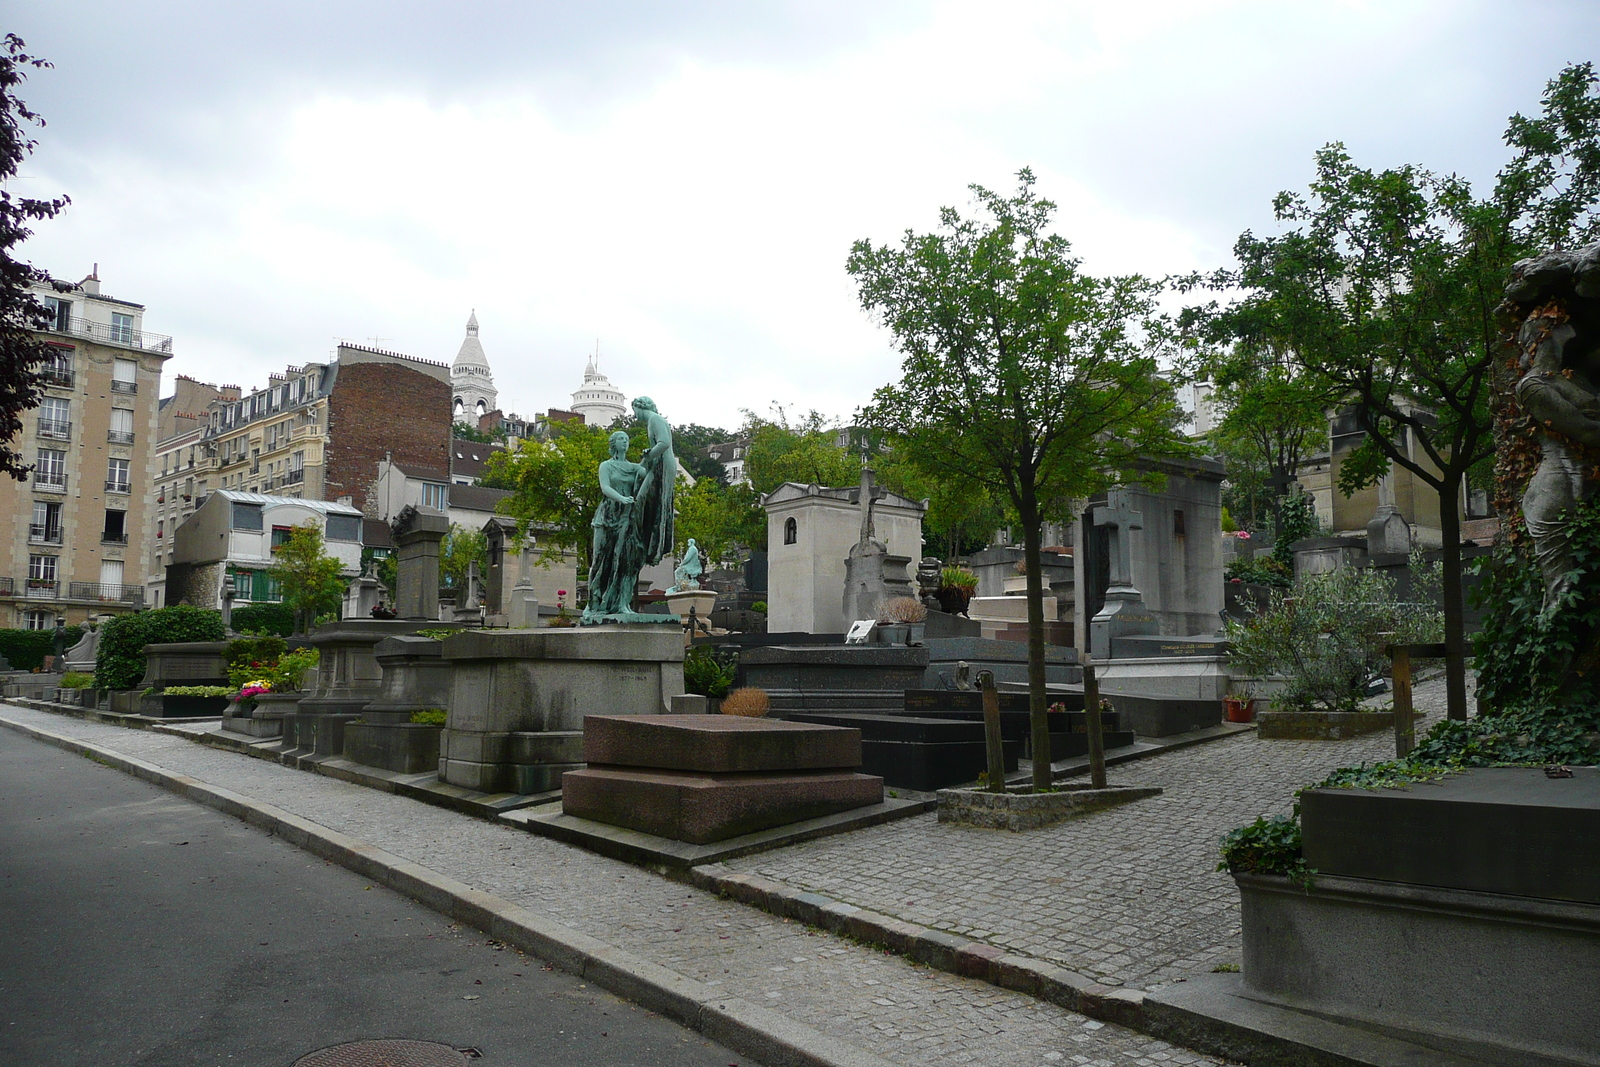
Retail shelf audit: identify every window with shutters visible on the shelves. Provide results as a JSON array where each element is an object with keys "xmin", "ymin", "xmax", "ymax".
[
  {"xmin": 109, "ymin": 406, "xmax": 134, "ymax": 444},
  {"xmin": 112, "ymin": 357, "xmax": 138, "ymax": 393}
]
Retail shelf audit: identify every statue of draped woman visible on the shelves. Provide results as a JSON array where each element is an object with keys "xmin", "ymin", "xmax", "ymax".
[
  {"xmin": 631, "ymin": 396, "xmax": 676, "ymax": 565},
  {"xmin": 581, "ymin": 400, "xmax": 677, "ymax": 624}
]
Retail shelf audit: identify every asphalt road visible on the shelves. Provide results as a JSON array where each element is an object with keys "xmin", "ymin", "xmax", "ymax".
[{"xmin": 0, "ymin": 727, "xmax": 753, "ymax": 1067}]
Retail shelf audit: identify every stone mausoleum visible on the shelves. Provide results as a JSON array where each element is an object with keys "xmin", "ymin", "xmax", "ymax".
[{"xmin": 763, "ymin": 478, "xmax": 926, "ymax": 635}]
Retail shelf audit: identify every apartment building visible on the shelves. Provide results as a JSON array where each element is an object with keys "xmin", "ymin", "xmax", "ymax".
[
  {"xmin": 0, "ymin": 272, "xmax": 169, "ymax": 628},
  {"xmin": 165, "ymin": 491, "xmax": 364, "ymax": 611},
  {"xmin": 200, "ymin": 343, "xmax": 451, "ymax": 515},
  {"xmin": 147, "ymin": 377, "xmax": 237, "ymax": 607}
]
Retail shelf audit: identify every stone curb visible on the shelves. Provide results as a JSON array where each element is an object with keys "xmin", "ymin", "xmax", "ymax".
[
  {"xmin": 686, "ymin": 866, "xmax": 1151, "ymax": 1033},
  {"xmin": 0, "ymin": 710, "xmax": 900, "ymax": 1067}
]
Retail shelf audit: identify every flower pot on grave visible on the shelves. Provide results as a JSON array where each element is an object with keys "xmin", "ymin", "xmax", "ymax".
[
  {"xmin": 223, "ymin": 691, "xmax": 300, "ymax": 738},
  {"xmin": 1224, "ymin": 696, "xmax": 1255, "ymax": 723},
  {"xmin": 876, "ymin": 624, "xmax": 911, "ymax": 646}
]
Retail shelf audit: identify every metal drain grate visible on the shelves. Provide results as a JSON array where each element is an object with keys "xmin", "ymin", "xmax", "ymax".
[{"xmin": 293, "ymin": 1039, "xmax": 470, "ymax": 1066}]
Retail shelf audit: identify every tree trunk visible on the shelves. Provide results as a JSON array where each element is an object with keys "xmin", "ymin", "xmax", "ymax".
[
  {"xmin": 1437, "ymin": 476, "xmax": 1468, "ymax": 721},
  {"xmin": 1020, "ymin": 495, "xmax": 1052, "ymax": 789}
]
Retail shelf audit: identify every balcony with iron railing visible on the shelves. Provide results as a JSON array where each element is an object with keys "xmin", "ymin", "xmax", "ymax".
[
  {"xmin": 0, "ymin": 577, "xmax": 12, "ymax": 596},
  {"xmin": 111, "ymin": 379, "xmax": 138, "ymax": 394},
  {"xmin": 68, "ymin": 581, "xmax": 143, "ymax": 605},
  {"xmin": 101, "ymin": 531, "xmax": 129, "ymax": 545},
  {"xmin": 108, "ymin": 429, "xmax": 135, "ymax": 444},
  {"xmin": 287, "ymin": 467, "xmax": 305, "ymax": 484},
  {"xmin": 25, "ymin": 578, "xmax": 58, "ymax": 598},
  {"xmin": 46, "ymin": 316, "xmax": 173, "ymax": 353},
  {"xmin": 36, "ymin": 419, "xmax": 70, "ymax": 440},
  {"xmin": 34, "ymin": 474, "xmax": 67, "ymax": 492},
  {"xmin": 39, "ymin": 366, "xmax": 73, "ymax": 388},
  {"xmin": 105, "ymin": 480, "xmax": 131, "ymax": 494},
  {"xmin": 28, "ymin": 524, "xmax": 62, "ymax": 545}
]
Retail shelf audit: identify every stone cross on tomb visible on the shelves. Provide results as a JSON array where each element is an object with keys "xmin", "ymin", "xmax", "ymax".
[
  {"xmin": 856, "ymin": 461, "xmax": 884, "ymax": 545},
  {"xmin": 1094, "ymin": 490, "xmax": 1143, "ymax": 593}
]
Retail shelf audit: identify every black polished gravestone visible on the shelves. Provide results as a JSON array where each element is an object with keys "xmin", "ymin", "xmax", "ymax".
[
  {"xmin": 783, "ymin": 712, "xmax": 1020, "ymax": 791},
  {"xmin": 902, "ymin": 689, "xmax": 1136, "ymax": 760},
  {"xmin": 1301, "ymin": 765, "xmax": 1600, "ymax": 904}
]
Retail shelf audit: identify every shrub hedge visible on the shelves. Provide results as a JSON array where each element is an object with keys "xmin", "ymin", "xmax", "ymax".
[
  {"xmin": 230, "ymin": 602, "xmax": 295, "ymax": 637},
  {"xmin": 95, "ymin": 606, "xmax": 225, "ymax": 690},
  {"xmin": 0, "ymin": 626, "xmax": 83, "ymax": 671}
]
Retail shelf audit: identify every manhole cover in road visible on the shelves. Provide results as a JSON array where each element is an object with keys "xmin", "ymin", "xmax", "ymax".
[{"xmin": 293, "ymin": 1039, "xmax": 470, "ymax": 1067}]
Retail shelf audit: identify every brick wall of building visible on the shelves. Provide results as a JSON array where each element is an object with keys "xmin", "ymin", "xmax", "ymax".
[{"xmin": 324, "ymin": 361, "xmax": 451, "ymax": 514}]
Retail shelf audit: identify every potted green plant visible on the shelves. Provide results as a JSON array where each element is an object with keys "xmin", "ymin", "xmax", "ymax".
[{"xmin": 936, "ymin": 566, "xmax": 978, "ymax": 616}]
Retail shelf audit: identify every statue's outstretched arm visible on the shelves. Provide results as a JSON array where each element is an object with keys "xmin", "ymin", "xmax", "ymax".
[{"xmin": 1520, "ymin": 375, "xmax": 1600, "ymax": 448}]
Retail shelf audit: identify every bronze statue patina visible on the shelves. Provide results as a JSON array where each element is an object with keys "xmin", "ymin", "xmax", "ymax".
[
  {"xmin": 670, "ymin": 538, "xmax": 703, "ymax": 592},
  {"xmin": 582, "ymin": 401, "xmax": 677, "ymax": 624}
]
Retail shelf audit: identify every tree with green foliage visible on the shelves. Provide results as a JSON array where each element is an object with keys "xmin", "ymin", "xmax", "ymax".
[
  {"xmin": 488, "ymin": 419, "xmax": 647, "ymax": 580},
  {"xmin": 1, "ymin": 35, "xmax": 69, "ymax": 481},
  {"xmin": 1182, "ymin": 63, "xmax": 1600, "ymax": 722},
  {"xmin": 674, "ymin": 475, "xmax": 766, "ymax": 564},
  {"xmin": 452, "ymin": 420, "xmax": 496, "ymax": 444},
  {"xmin": 1187, "ymin": 353, "xmax": 1331, "ymax": 535},
  {"xmin": 850, "ymin": 170, "xmax": 1189, "ymax": 788},
  {"xmin": 669, "ymin": 422, "xmax": 736, "ymax": 483},
  {"xmin": 874, "ymin": 444, "xmax": 1004, "ymax": 560},
  {"xmin": 440, "ymin": 524, "xmax": 489, "ymax": 592},
  {"xmin": 268, "ymin": 522, "xmax": 347, "ymax": 634},
  {"xmin": 741, "ymin": 408, "xmax": 858, "ymax": 495}
]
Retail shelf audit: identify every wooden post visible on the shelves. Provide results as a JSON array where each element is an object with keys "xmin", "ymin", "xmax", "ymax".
[
  {"xmin": 1390, "ymin": 643, "xmax": 1414, "ymax": 758},
  {"xmin": 1083, "ymin": 659, "xmax": 1107, "ymax": 789},
  {"xmin": 980, "ymin": 670, "xmax": 1006, "ymax": 792}
]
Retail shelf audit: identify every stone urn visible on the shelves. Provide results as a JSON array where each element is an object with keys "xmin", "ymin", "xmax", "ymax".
[{"xmin": 664, "ymin": 589, "xmax": 718, "ymax": 627}]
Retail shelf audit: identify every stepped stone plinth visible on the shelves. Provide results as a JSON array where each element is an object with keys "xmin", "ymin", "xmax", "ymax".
[{"xmin": 562, "ymin": 715, "xmax": 883, "ymax": 844}]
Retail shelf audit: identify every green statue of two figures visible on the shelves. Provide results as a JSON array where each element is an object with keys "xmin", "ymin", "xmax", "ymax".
[{"xmin": 582, "ymin": 397, "xmax": 678, "ymax": 624}]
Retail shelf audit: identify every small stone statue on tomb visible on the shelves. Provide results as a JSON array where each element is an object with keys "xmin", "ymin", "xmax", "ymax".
[
  {"xmin": 670, "ymin": 538, "xmax": 703, "ymax": 592},
  {"xmin": 51, "ymin": 622, "xmax": 69, "ymax": 665}
]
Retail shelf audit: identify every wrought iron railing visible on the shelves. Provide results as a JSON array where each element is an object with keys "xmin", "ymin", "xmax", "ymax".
[
  {"xmin": 105, "ymin": 480, "xmax": 131, "ymax": 494},
  {"xmin": 100, "ymin": 532, "xmax": 128, "ymax": 545},
  {"xmin": 36, "ymin": 419, "xmax": 70, "ymax": 439},
  {"xmin": 28, "ymin": 524, "xmax": 62, "ymax": 545},
  {"xmin": 68, "ymin": 582, "xmax": 143, "ymax": 604},
  {"xmin": 287, "ymin": 468, "xmax": 304, "ymax": 483},
  {"xmin": 0, "ymin": 577, "xmax": 12, "ymax": 596},
  {"xmin": 48, "ymin": 317, "xmax": 173, "ymax": 353},
  {"xmin": 111, "ymin": 380, "xmax": 138, "ymax": 394},
  {"xmin": 25, "ymin": 578, "xmax": 58, "ymax": 598},
  {"xmin": 108, "ymin": 429, "xmax": 135, "ymax": 444},
  {"xmin": 34, "ymin": 474, "xmax": 67, "ymax": 491},
  {"xmin": 39, "ymin": 367, "xmax": 73, "ymax": 387}
]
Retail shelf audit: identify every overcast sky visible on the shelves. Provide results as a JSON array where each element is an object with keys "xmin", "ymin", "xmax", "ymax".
[{"xmin": 8, "ymin": 1, "xmax": 1598, "ymax": 431}]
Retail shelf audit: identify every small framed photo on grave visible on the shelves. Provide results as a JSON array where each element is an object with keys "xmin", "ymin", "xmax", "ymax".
[{"xmin": 844, "ymin": 619, "xmax": 877, "ymax": 645}]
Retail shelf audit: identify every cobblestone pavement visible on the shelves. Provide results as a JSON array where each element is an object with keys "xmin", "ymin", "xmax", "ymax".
[
  {"xmin": 0, "ymin": 701, "xmax": 1238, "ymax": 1067},
  {"xmin": 719, "ymin": 673, "xmax": 1470, "ymax": 992}
]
